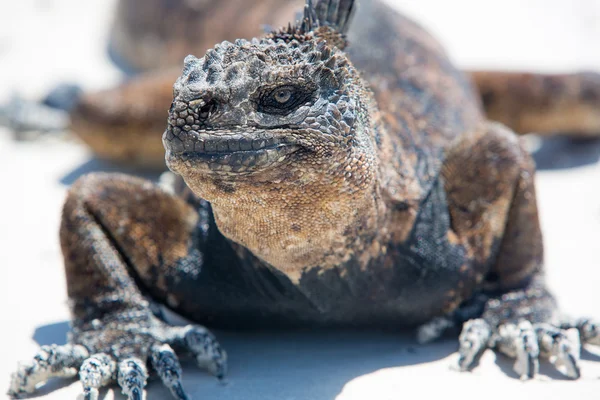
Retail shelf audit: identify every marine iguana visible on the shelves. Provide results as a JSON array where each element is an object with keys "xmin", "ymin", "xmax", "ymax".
[{"xmin": 8, "ymin": 0, "xmax": 600, "ymax": 399}]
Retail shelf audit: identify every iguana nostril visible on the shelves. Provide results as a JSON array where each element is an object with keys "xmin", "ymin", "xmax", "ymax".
[{"xmin": 198, "ymin": 101, "xmax": 215, "ymax": 120}]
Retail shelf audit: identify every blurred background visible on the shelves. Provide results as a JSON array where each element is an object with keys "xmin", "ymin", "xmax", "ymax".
[{"xmin": 1, "ymin": 0, "xmax": 599, "ymax": 399}]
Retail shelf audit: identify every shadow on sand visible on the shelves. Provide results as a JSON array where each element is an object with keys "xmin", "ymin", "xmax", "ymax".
[
  {"xmin": 33, "ymin": 320, "xmax": 600, "ymax": 400},
  {"xmin": 33, "ymin": 319, "xmax": 598, "ymax": 399},
  {"xmin": 34, "ymin": 321, "xmax": 457, "ymax": 400},
  {"xmin": 531, "ymin": 136, "xmax": 600, "ymax": 170}
]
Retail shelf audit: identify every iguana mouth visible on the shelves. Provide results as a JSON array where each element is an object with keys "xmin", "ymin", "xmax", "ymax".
[{"xmin": 163, "ymin": 127, "xmax": 301, "ymax": 173}]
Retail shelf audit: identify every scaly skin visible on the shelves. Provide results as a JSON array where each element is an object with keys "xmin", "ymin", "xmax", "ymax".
[{"xmin": 9, "ymin": 0, "xmax": 600, "ymax": 399}]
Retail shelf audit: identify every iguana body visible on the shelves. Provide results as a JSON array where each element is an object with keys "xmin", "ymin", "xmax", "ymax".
[{"xmin": 9, "ymin": 0, "xmax": 600, "ymax": 399}]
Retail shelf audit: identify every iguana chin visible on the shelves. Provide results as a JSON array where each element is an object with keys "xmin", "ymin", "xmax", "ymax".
[{"xmin": 9, "ymin": 0, "xmax": 600, "ymax": 399}]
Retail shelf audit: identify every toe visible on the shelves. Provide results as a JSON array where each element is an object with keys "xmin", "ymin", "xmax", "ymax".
[
  {"xmin": 79, "ymin": 353, "xmax": 117, "ymax": 400},
  {"xmin": 513, "ymin": 321, "xmax": 539, "ymax": 380},
  {"xmin": 536, "ymin": 324, "xmax": 581, "ymax": 379},
  {"xmin": 8, "ymin": 344, "xmax": 89, "ymax": 397},
  {"xmin": 117, "ymin": 358, "xmax": 148, "ymax": 400},
  {"xmin": 151, "ymin": 344, "xmax": 189, "ymax": 400},
  {"xmin": 457, "ymin": 319, "xmax": 492, "ymax": 371},
  {"xmin": 169, "ymin": 325, "xmax": 227, "ymax": 380},
  {"xmin": 495, "ymin": 320, "xmax": 540, "ymax": 380}
]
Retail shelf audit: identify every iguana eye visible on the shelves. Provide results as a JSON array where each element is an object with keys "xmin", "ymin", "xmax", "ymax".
[
  {"xmin": 257, "ymin": 85, "xmax": 314, "ymax": 116},
  {"xmin": 274, "ymin": 88, "xmax": 292, "ymax": 103}
]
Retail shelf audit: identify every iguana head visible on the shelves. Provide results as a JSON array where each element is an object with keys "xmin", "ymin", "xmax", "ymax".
[
  {"xmin": 164, "ymin": 34, "xmax": 363, "ymax": 178},
  {"xmin": 164, "ymin": 0, "xmax": 366, "ymax": 180},
  {"xmin": 163, "ymin": 0, "xmax": 382, "ymax": 273}
]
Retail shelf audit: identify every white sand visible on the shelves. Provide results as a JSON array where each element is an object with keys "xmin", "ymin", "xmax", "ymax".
[{"xmin": 0, "ymin": 1, "xmax": 599, "ymax": 399}]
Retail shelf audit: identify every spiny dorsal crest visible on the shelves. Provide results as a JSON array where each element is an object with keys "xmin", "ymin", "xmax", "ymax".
[
  {"xmin": 178, "ymin": 38, "xmax": 351, "ymax": 92},
  {"xmin": 270, "ymin": 0, "xmax": 356, "ymax": 49},
  {"xmin": 174, "ymin": 0, "xmax": 357, "ymax": 99}
]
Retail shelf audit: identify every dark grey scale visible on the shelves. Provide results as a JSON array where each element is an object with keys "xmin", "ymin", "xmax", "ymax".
[
  {"xmin": 228, "ymin": 139, "xmax": 241, "ymax": 151},
  {"xmin": 186, "ymin": 70, "xmax": 201, "ymax": 84},
  {"xmin": 216, "ymin": 140, "xmax": 229, "ymax": 152},
  {"xmin": 204, "ymin": 140, "xmax": 217, "ymax": 153}
]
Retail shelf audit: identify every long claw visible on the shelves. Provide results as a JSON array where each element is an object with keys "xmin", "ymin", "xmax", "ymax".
[
  {"xmin": 79, "ymin": 353, "xmax": 116, "ymax": 400},
  {"xmin": 536, "ymin": 323, "xmax": 581, "ymax": 379},
  {"xmin": 457, "ymin": 318, "xmax": 491, "ymax": 371},
  {"xmin": 130, "ymin": 387, "xmax": 144, "ymax": 400},
  {"xmin": 151, "ymin": 344, "xmax": 189, "ymax": 400},
  {"xmin": 495, "ymin": 321, "xmax": 539, "ymax": 380},
  {"xmin": 83, "ymin": 387, "xmax": 99, "ymax": 400},
  {"xmin": 117, "ymin": 358, "xmax": 148, "ymax": 400},
  {"xmin": 177, "ymin": 326, "xmax": 227, "ymax": 380}
]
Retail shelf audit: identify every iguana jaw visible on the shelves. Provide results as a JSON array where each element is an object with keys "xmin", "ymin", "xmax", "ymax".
[{"xmin": 163, "ymin": 126, "xmax": 302, "ymax": 174}]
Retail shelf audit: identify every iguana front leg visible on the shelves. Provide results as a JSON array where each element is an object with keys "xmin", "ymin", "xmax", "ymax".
[
  {"xmin": 436, "ymin": 122, "xmax": 600, "ymax": 379},
  {"xmin": 8, "ymin": 173, "xmax": 226, "ymax": 399}
]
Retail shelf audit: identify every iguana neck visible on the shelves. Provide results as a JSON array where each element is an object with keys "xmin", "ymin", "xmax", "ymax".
[
  {"xmin": 181, "ymin": 107, "xmax": 398, "ymax": 281},
  {"xmin": 209, "ymin": 179, "xmax": 386, "ymax": 281}
]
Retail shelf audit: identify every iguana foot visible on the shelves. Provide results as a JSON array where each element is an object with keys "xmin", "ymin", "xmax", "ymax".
[
  {"xmin": 8, "ymin": 314, "xmax": 226, "ymax": 400},
  {"xmin": 456, "ymin": 318, "xmax": 595, "ymax": 380}
]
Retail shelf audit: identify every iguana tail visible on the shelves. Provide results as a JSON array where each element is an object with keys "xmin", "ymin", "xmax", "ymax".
[{"xmin": 469, "ymin": 70, "xmax": 600, "ymax": 137}]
